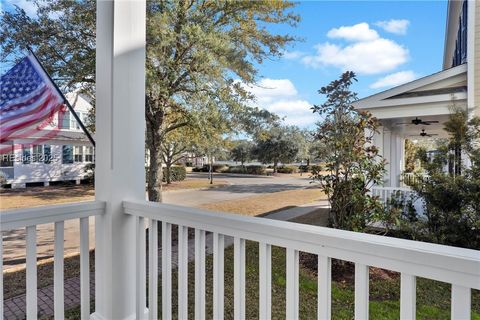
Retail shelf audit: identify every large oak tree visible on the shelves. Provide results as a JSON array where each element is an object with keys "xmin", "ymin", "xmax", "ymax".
[{"xmin": 1, "ymin": 0, "xmax": 299, "ymax": 201}]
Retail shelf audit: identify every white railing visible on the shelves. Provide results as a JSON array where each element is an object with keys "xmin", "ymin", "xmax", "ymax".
[
  {"xmin": 124, "ymin": 200, "xmax": 480, "ymax": 320},
  {"xmin": 0, "ymin": 201, "xmax": 105, "ymax": 319},
  {"xmin": 371, "ymin": 186, "xmax": 414, "ymax": 204},
  {"xmin": 401, "ymin": 172, "xmax": 430, "ymax": 187}
]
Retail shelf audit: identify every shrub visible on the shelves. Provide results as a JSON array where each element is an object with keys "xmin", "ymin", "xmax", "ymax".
[
  {"xmin": 0, "ymin": 171, "xmax": 8, "ymax": 187},
  {"xmin": 298, "ymin": 164, "xmax": 322, "ymax": 173},
  {"xmin": 84, "ymin": 163, "xmax": 95, "ymax": 184},
  {"xmin": 225, "ymin": 165, "xmax": 266, "ymax": 175},
  {"xmin": 163, "ymin": 166, "xmax": 186, "ymax": 182},
  {"xmin": 225, "ymin": 166, "xmax": 247, "ymax": 174},
  {"xmin": 245, "ymin": 165, "xmax": 266, "ymax": 175},
  {"xmin": 193, "ymin": 164, "xmax": 229, "ymax": 173},
  {"xmin": 276, "ymin": 165, "xmax": 298, "ymax": 173}
]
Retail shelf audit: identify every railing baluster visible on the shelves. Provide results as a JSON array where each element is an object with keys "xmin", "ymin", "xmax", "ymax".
[
  {"xmin": 451, "ymin": 285, "xmax": 471, "ymax": 319},
  {"xmin": 400, "ymin": 273, "xmax": 416, "ymax": 319},
  {"xmin": 80, "ymin": 217, "xmax": 90, "ymax": 320},
  {"xmin": 195, "ymin": 229, "xmax": 206, "ymax": 320},
  {"xmin": 318, "ymin": 255, "xmax": 331, "ymax": 320},
  {"xmin": 354, "ymin": 263, "xmax": 369, "ymax": 320},
  {"xmin": 259, "ymin": 242, "xmax": 271, "ymax": 320},
  {"xmin": 148, "ymin": 219, "xmax": 158, "ymax": 320},
  {"xmin": 26, "ymin": 225, "xmax": 37, "ymax": 319},
  {"xmin": 213, "ymin": 232, "xmax": 225, "ymax": 320},
  {"xmin": 54, "ymin": 221, "xmax": 65, "ymax": 319},
  {"xmin": 137, "ymin": 217, "xmax": 147, "ymax": 319},
  {"xmin": 178, "ymin": 225, "xmax": 189, "ymax": 320},
  {"xmin": 286, "ymin": 248, "xmax": 299, "ymax": 320},
  {"xmin": 162, "ymin": 222, "xmax": 172, "ymax": 320},
  {"xmin": 234, "ymin": 237, "xmax": 245, "ymax": 320}
]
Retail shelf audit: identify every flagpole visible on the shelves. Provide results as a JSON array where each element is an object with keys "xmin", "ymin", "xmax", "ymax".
[{"xmin": 27, "ymin": 48, "xmax": 96, "ymax": 147}]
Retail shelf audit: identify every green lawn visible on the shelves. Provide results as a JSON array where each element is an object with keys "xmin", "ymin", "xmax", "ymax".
[{"xmin": 61, "ymin": 240, "xmax": 480, "ymax": 320}]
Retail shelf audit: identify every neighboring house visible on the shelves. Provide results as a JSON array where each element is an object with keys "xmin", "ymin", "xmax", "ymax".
[
  {"xmin": 0, "ymin": 91, "xmax": 94, "ymax": 188},
  {"xmin": 353, "ymin": 0, "xmax": 479, "ymax": 187}
]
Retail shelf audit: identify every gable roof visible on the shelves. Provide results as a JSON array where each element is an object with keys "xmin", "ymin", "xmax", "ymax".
[{"xmin": 353, "ymin": 64, "xmax": 467, "ymax": 110}]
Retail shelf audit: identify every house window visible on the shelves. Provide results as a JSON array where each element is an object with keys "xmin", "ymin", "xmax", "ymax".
[
  {"xmin": 61, "ymin": 111, "xmax": 71, "ymax": 129},
  {"xmin": 70, "ymin": 111, "xmax": 86, "ymax": 130},
  {"xmin": 62, "ymin": 145, "xmax": 73, "ymax": 164},
  {"xmin": 32, "ymin": 145, "xmax": 43, "ymax": 162},
  {"xmin": 23, "ymin": 145, "xmax": 31, "ymax": 164},
  {"xmin": 74, "ymin": 146, "xmax": 84, "ymax": 162},
  {"xmin": 85, "ymin": 146, "xmax": 94, "ymax": 162},
  {"xmin": 0, "ymin": 145, "xmax": 14, "ymax": 167},
  {"xmin": 452, "ymin": 0, "xmax": 469, "ymax": 67},
  {"xmin": 44, "ymin": 145, "xmax": 52, "ymax": 164}
]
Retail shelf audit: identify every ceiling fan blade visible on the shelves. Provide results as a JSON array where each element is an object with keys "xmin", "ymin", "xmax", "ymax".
[
  {"xmin": 424, "ymin": 120, "xmax": 439, "ymax": 124},
  {"xmin": 395, "ymin": 122, "xmax": 410, "ymax": 125},
  {"xmin": 420, "ymin": 122, "xmax": 431, "ymax": 125}
]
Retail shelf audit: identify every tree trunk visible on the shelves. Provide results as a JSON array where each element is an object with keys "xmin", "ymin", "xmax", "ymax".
[
  {"xmin": 307, "ymin": 158, "xmax": 310, "ymax": 166},
  {"xmin": 165, "ymin": 162, "xmax": 172, "ymax": 184},
  {"xmin": 147, "ymin": 123, "xmax": 163, "ymax": 202},
  {"xmin": 209, "ymin": 155, "xmax": 213, "ymax": 184},
  {"xmin": 273, "ymin": 161, "xmax": 278, "ymax": 173}
]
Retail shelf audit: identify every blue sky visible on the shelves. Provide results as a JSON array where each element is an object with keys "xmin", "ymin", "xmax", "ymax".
[
  {"xmin": 245, "ymin": 1, "xmax": 448, "ymax": 128},
  {"xmin": 2, "ymin": 0, "xmax": 448, "ymax": 129}
]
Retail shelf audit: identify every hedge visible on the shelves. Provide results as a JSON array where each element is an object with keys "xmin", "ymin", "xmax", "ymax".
[
  {"xmin": 276, "ymin": 165, "xmax": 298, "ymax": 174},
  {"xmin": 192, "ymin": 164, "xmax": 229, "ymax": 173},
  {"xmin": 163, "ymin": 166, "xmax": 186, "ymax": 182},
  {"xmin": 226, "ymin": 165, "xmax": 266, "ymax": 175}
]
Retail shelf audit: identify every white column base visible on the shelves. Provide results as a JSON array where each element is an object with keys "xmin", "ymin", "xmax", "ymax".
[
  {"xmin": 44, "ymin": 181, "xmax": 50, "ymax": 187},
  {"xmin": 12, "ymin": 183, "xmax": 26, "ymax": 189}
]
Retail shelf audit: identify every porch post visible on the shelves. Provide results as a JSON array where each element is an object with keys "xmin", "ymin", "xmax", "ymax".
[{"xmin": 93, "ymin": 1, "xmax": 146, "ymax": 319}]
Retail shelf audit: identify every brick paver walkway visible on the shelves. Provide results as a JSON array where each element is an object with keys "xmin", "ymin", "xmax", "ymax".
[{"xmin": 3, "ymin": 233, "xmax": 233, "ymax": 319}]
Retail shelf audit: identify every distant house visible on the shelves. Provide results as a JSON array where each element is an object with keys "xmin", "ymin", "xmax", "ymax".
[{"xmin": 0, "ymin": 91, "xmax": 94, "ymax": 188}]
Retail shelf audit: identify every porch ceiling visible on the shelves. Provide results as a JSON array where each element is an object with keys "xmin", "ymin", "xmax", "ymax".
[{"xmin": 380, "ymin": 114, "xmax": 451, "ymax": 139}]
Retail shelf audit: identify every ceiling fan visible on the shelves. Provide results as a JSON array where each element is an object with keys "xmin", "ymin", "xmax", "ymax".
[
  {"xmin": 396, "ymin": 117, "xmax": 439, "ymax": 126},
  {"xmin": 410, "ymin": 129, "xmax": 439, "ymax": 137}
]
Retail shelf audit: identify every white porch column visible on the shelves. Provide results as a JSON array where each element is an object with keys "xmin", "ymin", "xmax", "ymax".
[
  {"xmin": 387, "ymin": 131, "xmax": 403, "ymax": 187},
  {"xmin": 383, "ymin": 128, "xmax": 392, "ymax": 186},
  {"xmin": 380, "ymin": 128, "xmax": 403, "ymax": 187},
  {"xmin": 93, "ymin": 1, "xmax": 146, "ymax": 320}
]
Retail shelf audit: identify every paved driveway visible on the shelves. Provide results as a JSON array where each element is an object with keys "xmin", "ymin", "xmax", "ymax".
[{"xmin": 164, "ymin": 172, "xmax": 312, "ymax": 206}]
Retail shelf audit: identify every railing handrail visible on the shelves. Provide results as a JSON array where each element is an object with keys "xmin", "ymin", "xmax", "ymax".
[
  {"xmin": 123, "ymin": 200, "xmax": 480, "ymax": 290},
  {"xmin": 1, "ymin": 201, "xmax": 106, "ymax": 231},
  {"xmin": 371, "ymin": 186, "xmax": 412, "ymax": 192}
]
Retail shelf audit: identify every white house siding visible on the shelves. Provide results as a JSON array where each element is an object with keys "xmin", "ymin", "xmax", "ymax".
[
  {"xmin": 9, "ymin": 144, "xmax": 90, "ymax": 188},
  {"xmin": 0, "ymin": 91, "xmax": 94, "ymax": 188}
]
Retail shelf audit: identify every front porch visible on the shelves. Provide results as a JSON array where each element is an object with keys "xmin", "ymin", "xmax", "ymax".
[
  {"xmin": 353, "ymin": 64, "xmax": 468, "ymax": 188},
  {"xmin": 1, "ymin": 1, "xmax": 479, "ymax": 320}
]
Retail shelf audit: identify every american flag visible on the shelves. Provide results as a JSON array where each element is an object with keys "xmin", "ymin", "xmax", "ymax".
[{"xmin": 0, "ymin": 53, "xmax": 66, "ymax": 154}]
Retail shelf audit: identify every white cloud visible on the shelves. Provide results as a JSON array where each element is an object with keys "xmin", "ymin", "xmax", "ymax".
[
  {"xmin": 327, "ymin": 23, "xmax": 379, "ymax": 42},
  {"xmin": 242, "ymin": 79, "xmax": 316, "ymax": 127},
  {"xmin": 282, "ymin": 50, "xmax": 305, "ymax": 60},
  {"xmin": 302, "ymin": 23, "xmax": 409, "ymax": 75},
  {"xmin": 370, "ymin": 70, "xmax": 418, "ymax": 89},
  {"xmin": 6, "ymin": 0, "xmax": 37, "ymax": 17},
  {"xmin": 375, "ymin": 19, "xmax": 410, "ymax": 35}
]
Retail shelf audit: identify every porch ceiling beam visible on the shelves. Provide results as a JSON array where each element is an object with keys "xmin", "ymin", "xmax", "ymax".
[{"xmin": 368, "ymin": 100, "xmax": 467, "ymax": 120}]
